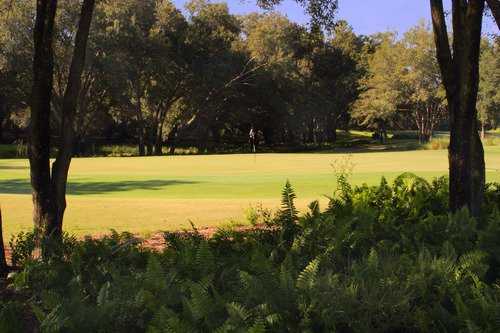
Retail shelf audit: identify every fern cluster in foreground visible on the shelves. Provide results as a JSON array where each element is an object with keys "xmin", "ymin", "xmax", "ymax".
[{"xmin": 2, "ymin": 174, "xmax": 500, "ymax": 332}]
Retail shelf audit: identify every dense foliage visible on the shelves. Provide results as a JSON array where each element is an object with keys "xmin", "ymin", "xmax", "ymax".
[
  {"xmin": 0, "ymin": 0, "xmax": 364, "ymax": 154},
  {"xmin": 2, "ymin": 0, "xmax": 496, "ymax": 155},
  {"xmin": 353, "ymin": 24, "xmax": 447, "ymax": 143},
  {"xmin": 478, "ymin": 39, "xmax": 500, "ymax": 135},
  {"xmin": 2, "ymin": 174, "xmax": 500, "ymax": 332}
]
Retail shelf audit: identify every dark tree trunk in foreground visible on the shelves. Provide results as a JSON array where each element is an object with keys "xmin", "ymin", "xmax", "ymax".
[
  {"xmin": 30, "ymin": 0, "xmax": 58, "ymax": 234},
  {"xmin": 430, "ymin": 0, "xmax": 487, "ymax": 216},
  {"xmin": 29, "ymin": 0, "xmax": 95, "ymax": 241},
  {"xmin": 50, "ymin": 0, "xmax": 95, "ymax": 236},
  {"xmin": 0, "ymin": 208, "xmax": 8, "ymax": 278}
]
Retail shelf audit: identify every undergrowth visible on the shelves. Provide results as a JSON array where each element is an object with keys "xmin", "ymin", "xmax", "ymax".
[
  {"xmin": 2, "ymin": 174, "xmax": 500, "ymax": 332},
  {"xmin": 425, "ymin": 136, "xmax": 500, "ymax": 150}
]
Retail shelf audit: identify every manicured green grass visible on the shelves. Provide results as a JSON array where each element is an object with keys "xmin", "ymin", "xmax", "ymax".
[{"xmin": 1, "ymin": 146, "xmax": 499, "ymax": 238}]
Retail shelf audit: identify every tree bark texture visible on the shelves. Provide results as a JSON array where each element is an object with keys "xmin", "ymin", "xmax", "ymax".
[
  {"xmin": 0, "ymin": 208, "xmax": 8, "ymax": 278},
  {"xmin": 430, "ymin": 0, "xmax": 486, "ymax": 216},
  {"xmin": 50, "ymin": 0, "xmax": 95, "ymax": 236},
  {"xmin": 29, "ymin": 0, "xmax": 58, "ymax": 235},
  {"xmin": 29, "ymin": 0, "xmax": 95, "ymax": 241}
]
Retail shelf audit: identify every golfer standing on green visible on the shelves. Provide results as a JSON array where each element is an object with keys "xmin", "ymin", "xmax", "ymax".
[{"xmin": 249, "ymin": 127, "xmax": 256, "ymax": 153}]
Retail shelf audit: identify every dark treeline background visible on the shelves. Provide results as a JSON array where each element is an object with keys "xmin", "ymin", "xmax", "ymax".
[{"xmin": 1, "ymin": 0, "xmax": 498, "ymax": 155}]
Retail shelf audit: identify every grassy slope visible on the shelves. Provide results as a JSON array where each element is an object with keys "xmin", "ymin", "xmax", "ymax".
[{"xmin": 1, "ymin": 146, "xmax": 499, "ymax": 237}]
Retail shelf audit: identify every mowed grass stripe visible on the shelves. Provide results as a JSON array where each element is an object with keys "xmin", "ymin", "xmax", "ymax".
[
  {"xmin": 1, "ymin": 147, "xmax": 499, "ymax": 237},
  {"xmin": 0, "ymin": 196, "xmax": 327, "ymax": 238}
]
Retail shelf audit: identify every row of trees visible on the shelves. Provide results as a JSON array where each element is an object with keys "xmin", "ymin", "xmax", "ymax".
[
  {"xmin": 4, "ymin": 1, "xmax": 497, "ymax": 154},
  {"xmin": 355, "ymin": 23, "xmax": 499, "ymax": 143},
  {"xmin": 0, "ymin": 0, "xmax": 366, "ymax": 154},
  {"xmin": 354, "ymin": 25, "xmax": 446, "ymax": 143}
]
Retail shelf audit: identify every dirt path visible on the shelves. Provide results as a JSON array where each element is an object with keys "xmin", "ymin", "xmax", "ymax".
[
  {"xmin": 142, "ymin": 224, "xmax": 266, "ymax": 252},
  {"xmin": 4, "ymin": 224, "xmax": 268, "ymax": 264}
]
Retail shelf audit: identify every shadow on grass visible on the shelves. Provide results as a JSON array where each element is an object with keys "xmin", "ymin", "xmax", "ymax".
[
  {"xmin": 0, "ymin": 165, "xmax": 29, "ymax": 170},
  {"xmin": 306, "ymin": 142, "xmax": 424, "ymax": 154},
  {"xmin": 0, "ymin": 179, "xmax": 199, "ymax": 195}
]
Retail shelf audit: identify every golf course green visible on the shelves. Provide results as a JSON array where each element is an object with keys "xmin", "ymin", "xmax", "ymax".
[{"xmin": 1, "ymin": 146, "xmax": 499, "ymax": 238}]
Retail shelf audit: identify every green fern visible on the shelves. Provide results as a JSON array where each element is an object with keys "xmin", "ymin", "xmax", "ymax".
[
  {"xmin": 226, "ymin": 302, "xmax": 251, "ymax": 322},
  {"xmin": 195, "ymin": 241, "xmax": 215, "ymax": 274},
  {"xmin": 247, "ymin": 321, "xmax": 266, "ymax": 333},
  {"xmin": 280, "ymin": 180, "xmax": 298, "ymax": 223},
  {"xmin": 307, "ymin": 200, "xmax": 320, "ymax": 218},
  {"xmin": 184, "ymin": 278, "xmax": 215, "ymax": 322},
  {"xmin": 296, "ymin": 258, "xmax": 320, "ymax": 291},
  {"xmin": 5, "ymin": 174, "xmax": 500, "ymax": 332}
]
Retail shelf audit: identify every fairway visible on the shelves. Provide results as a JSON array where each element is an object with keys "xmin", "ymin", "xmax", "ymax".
[{"xmin": 1, "ymin": 147, "xmax": 500, "ymax": 238}]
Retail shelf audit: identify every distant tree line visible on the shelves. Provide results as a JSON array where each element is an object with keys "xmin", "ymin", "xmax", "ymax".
[
  {"xmin": 0, "ymin": 0, "xmax": 360, "ymax": 155},
  {"xmin": 2, "ymin": 0, "xmax": 497, "ymax": 156}
]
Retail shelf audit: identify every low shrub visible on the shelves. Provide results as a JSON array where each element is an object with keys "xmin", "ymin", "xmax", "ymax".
[
  {"xmin": 0, "ymin": 143, "xmax": 27, "ymax": 158},
  {"xmin": 0, "ymin": 143, "xmax": 60, "ymax": 158},
  {"xmin": 2, "ymin": 175, "xmax": 500, "ymax": 332},
  {"xmin": 484, "ymin": 137, "xmax": 499, "ymax": 146},
  {"xmin": 425, "ymin": 138, "xmax": 449, "ymax": 150},
  {"xmin": 391, "ymin": 131, "xmax": 419, "ymax": 140},
  {"xmin": 167, "ymin": 147, "xmax": 200, "ymax": 155},
  {"xmin": 97, "ymin": 145, "xmax": 138, "ymax": 157},
  {"xmin": 0, "ymin": 301, "xmax": 28, "ymax": 333},
  {"xmin": 425, "ymin": 136, "xmax": 499, "ymax": 150}
]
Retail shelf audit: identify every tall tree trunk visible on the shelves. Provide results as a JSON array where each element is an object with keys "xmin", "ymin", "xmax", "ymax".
[
  {"xmin": 50, "ymin": 0, "xmax": 95, "ymax": 237},
  {"xmin": 0, "ymin": 208, "xmax": 8, "ymax": 279},
  {"xmin": 134, "ymin": 91, "xmax": 146, "ymax": 156},
  {"xmin": 29, "ymin": 0, "xmax": 58, "ymax": 235},
  {"xmin": 167, "ymin": 124, "xmax": 178, "ymax": 155},
  {"xmin": 154, "ymin": 122, "xmax": 164, "ymax": 156},
  {"xmin": 430, "ymin": 0, "xmax": 486, "ymax": 216},
  {"xmin": 307, "ymin": 118, "xmax": 315, "ymax": 144},
  {"xmin": 136, "ymin": 115, "xmax": 146, "ymax": 156},
  {"xmin": 138, "ymin": 128, "xmax": 145, "ymax": 156},
  {"xmin": 325, "ymin": 114, "xmax": 337, "ymax": 144},
  {"xmin": 416, "ymin": 106, "xmax": 435, "ymax": 143},
  {"xmin": 146, "ymin": 130, "xmax": 154, "ymax": 156},
  {"xmin": 153, "ymin": 98, "xmax": 177, "ymax": 156},
  {"xmin": 416, "ymin": 111, "xmax": 425, "ymax": 143},
  {"xmin": 471, "ymin": 125, "xmax": 485, "ymax": 215},
  {"xmin": 29, "ymin": 0, "xmax": 95, "ymax": 242}
]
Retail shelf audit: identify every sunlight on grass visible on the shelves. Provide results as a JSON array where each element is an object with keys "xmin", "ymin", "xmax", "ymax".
[{"xmin": 1, "ymin": 147, "xmax": 499, "ymax": 237}]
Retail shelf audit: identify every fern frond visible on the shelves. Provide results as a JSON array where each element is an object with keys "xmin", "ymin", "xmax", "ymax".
[
  {"xmin": 195, "ymin": 241, "xmax": 215, "ymax": 274},
  {"xmin": 226, "ymin": 302, "xmax": 251, "ymax": 322},
  {"xmin": 265, "ymin": 313, "xmax": 281, "ymax": 327},
  {"xmin": 280, "ymin": 180, "xmax": 298, "ymax": 223},
  {"xmin": 297, "ymin": 258, "xmax": 320, "ymax": 290},
  {"xmin": 185, "ymin": 279, "xmax": 214, "ymax": 321}
]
